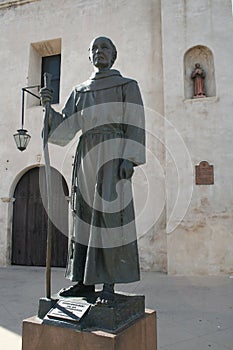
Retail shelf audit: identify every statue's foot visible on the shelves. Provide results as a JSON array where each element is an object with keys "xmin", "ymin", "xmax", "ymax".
[
  {"xmin": 95, "ymin": 283, "xmax": 115, "ymax": 304},
  {"xmin": 59, "ymin": 282, "xmax": 95, "ymax": 297},
  {"xmin": 96, "ymin": 291, "xmax": 115, "ymax": 305}
]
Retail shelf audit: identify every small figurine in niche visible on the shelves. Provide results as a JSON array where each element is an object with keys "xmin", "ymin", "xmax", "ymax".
[{"xmin": 191, "ymin": 63, "xmax": 206, "ymax": 98}]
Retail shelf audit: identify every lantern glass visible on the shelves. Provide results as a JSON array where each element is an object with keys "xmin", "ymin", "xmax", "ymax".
[{"xmin": 13, "ymin": 129, "xmax": 31, "ymax": 151}]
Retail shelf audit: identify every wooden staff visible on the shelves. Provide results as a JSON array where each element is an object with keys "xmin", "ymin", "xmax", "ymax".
[{"xmin": 42, "ymin": 72, "xmax": 53, "ymax": 299}]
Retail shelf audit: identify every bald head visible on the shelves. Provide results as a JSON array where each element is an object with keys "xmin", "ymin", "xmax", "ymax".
[{"xmin": 88, "ymin": 36, "xmax": 117, "ymax": 70}]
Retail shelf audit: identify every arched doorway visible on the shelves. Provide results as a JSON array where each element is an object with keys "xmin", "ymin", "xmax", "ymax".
[{"xmin": 12, "ymin": 167, "xmax": 69, "ymax": 267}]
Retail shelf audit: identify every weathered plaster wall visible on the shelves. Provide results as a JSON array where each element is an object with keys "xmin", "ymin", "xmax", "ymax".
[
  {"xmin": 0, "ymin": 0, "xmax": 166, "ymax": 270},
  {"xmin": 162, "ymin": 0, "xmax": 233, "ymax": 274},
  {"xmin": 2, "ymin": 0, "xmax": 231, "ymax": 275}
]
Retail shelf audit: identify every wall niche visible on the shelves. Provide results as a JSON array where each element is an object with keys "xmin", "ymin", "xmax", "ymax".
[{"xmin": 184, "ymin": 45, "xmax": 216, "ymax": 100}]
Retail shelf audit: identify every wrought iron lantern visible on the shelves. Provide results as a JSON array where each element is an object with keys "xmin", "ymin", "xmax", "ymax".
[
  {"xmin": 13, "ymin": 85, "xmax": 40, "ymax": 151},
  {"xmin": 13, "ymin": 128, "xmax": 31, "ymax": 152}
]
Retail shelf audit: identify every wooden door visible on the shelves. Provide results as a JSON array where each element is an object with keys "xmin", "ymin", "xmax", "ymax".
[{"xmin": 12, "ymin": 167, "xmax": 69, "ymax": 267}]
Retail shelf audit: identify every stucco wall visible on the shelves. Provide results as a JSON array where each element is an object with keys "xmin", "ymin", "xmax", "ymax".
[
  {"xmin": 162, "ymin": 0, "xmax": 233, "ymax": 274},
  {"xmin": 0, "ymin": 0, "xmax": 166, "ymax": 270},
  {"xmin": 1, "ymin": 0, "xmax": 232, "ymax": 275}
]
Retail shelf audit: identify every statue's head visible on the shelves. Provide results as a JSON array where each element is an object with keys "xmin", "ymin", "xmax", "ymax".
[{"xmin": 88, "ymin": 36, "xmax": 117, "ymax": 71}]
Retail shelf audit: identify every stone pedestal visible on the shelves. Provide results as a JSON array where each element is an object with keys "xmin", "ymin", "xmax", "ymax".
[
  {"xmin": 40, "ymin": 292, "xmax": 145, "ymax": 333},
  {"xmin": 22, "ymin": 309, "xmax": 157, "ymax": 350}
]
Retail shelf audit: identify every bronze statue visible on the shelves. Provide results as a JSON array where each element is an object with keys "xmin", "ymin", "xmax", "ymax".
[
  {"xmin": 191, "ymin": 63, "xmax": 206, "ymax": 98},
  {"xmin": 40, "ymin": 37, "xmax": 145, "ymax": 300}
]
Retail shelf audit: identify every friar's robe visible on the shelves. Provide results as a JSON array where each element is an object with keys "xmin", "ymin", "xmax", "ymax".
[{"xmin": 48, "ymin": 69, "xmax": 145, "ymax": 285}]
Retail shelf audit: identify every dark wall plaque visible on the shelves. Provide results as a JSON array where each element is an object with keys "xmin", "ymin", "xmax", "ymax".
[{"xmin": 195, "ymin": 161, "xmax": 214, "ymax": 185}]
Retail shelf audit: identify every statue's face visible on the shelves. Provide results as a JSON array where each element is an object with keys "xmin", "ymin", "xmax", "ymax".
[{"xmin": 89, "ymin": 37, "xmax": 114, "ymax": 70}]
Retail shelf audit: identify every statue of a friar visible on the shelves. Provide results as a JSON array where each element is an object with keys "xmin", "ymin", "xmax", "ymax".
[{"xmin": 40, "ymin": 36, "xmax": 145, "ymax": 300}]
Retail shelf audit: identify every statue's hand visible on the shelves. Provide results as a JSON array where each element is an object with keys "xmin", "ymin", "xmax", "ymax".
[
  {"xmin": 119, "ymin": 160, "xmax": 134, "ymax": 179},
  {"xmin": 40, "ymin": 87, "xmax": 53, "ymax": 107}
]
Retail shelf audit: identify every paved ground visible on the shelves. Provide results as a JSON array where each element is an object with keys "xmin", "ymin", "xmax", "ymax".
[{"xmin": 0, "ymin": 266, "xmax": 233, "ymax": 349}]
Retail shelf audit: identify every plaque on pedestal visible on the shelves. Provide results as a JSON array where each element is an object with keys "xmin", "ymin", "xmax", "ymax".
[{"xmin": 46, "ymin": 299, "xmax": 91, "ymax": 322}]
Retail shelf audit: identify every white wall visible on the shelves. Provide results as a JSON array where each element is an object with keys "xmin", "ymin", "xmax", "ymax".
[
  {"xmin": 0, "ymin": 0, "xmax": 166, "ymax": 270},
  {"xmin": 2, "ymin": 0, "xmax": 232, "ymax": 275},
  {"xmin": 162, "ymin": 0, "xmax": 233, "ymax": 274}
]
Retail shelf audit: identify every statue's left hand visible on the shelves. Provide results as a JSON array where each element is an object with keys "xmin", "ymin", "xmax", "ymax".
[{"xmin": 119, "ymin": 160, "xmax": 134, "ymax": 179}]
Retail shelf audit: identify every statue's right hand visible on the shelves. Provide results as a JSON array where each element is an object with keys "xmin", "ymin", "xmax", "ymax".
[{"xmin": 40, "ymin": 87, "xmax": 53, "ymax": 107}]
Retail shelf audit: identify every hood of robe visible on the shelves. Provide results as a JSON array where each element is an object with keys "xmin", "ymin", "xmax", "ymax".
[{"xmin": 75, "ymin": 69, "xmax": 135, "ymax": 92}]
